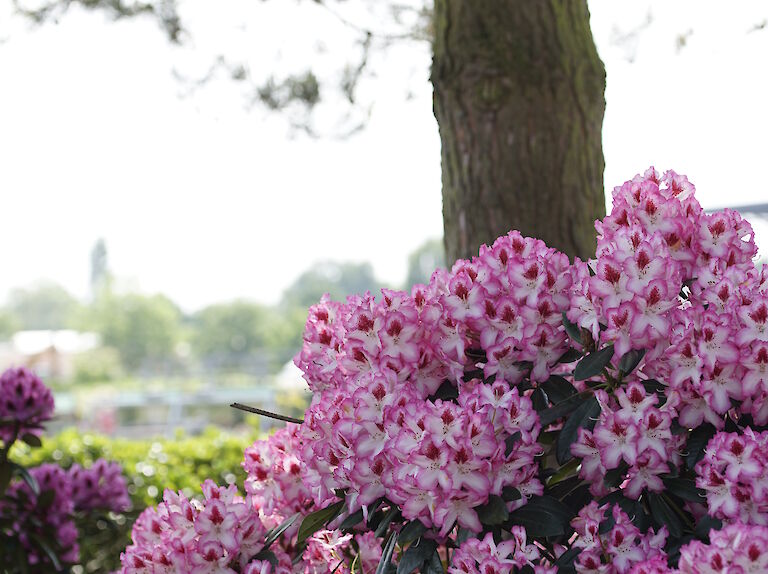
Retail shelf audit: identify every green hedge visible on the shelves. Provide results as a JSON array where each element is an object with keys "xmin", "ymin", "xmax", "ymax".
[{"xmin": 13, "ymin": 427, "xmax": 259, "ymax": 573}]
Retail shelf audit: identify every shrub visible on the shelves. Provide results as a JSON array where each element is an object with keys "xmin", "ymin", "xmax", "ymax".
[
  {"xmin": 120, "ymin": 168, "xmax": 768, "ymax": 573},
  {"xmin": 14, "ymin": 426, "xmax": 258, "ymax": 572},
  {"xmin": 0, "ymin": 367, "xmax": 130, "ymax": 573}
]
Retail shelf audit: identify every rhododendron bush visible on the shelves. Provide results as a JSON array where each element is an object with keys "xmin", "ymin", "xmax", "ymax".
[
  {"xmin": 121, "ymin": 168, "xmax": 768, "ymax": 574},
  {"xmin": 0, "ymin": 367, "xmax": 131, "ymax": 572}
]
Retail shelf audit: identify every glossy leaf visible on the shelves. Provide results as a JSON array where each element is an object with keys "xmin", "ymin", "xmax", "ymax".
[
  {"xmin": 541, "ymin": 375, "xmax": 578, "ymax": 404},
  {"xmin": 562, "ymin": 313, "xmax": 582, "ymax": 343},
  {"xmin": 502, "ymin": 486, "xmax": 522, "ymax": 502},
  {"xmin": 664, "ymin": 477, "xmax": 706, "ymax": 503},
  {"xmin": 339, "ymin": 508, "xmax": 364, "ymax": 531},
  {"xmin": 648, "ymin": 493, "xmax": 683, "ymax": 538},
  {"xmin": 265, "ymin": 512, "xmax": 300, "ymax": 548},
  {"xmin": 507, "ymin": 495, "xmax": 574, "ymax": 538},
  {"xmin": 539, "ymin": 392, "xmax": 593, "ymax": 427},
  {"xmin": 685, "ymin": 424, "xmax": 717, "ymax": 470},
  {"xmin": 556, "ymin": 396, "xmax": 601, "ymax": 464},
  {"xmin": 618, "ymin": 349, "xmax": 646, "ymax": 377},
  {"xmin": 374, "ymin": 506, "xmax": 400, "ymax": 538},
  {"xmin": 531, "ymin": 387, "xmax": 548, "ymax": 411},
  {"xmin": 297, "ymin": 500, "xmax": 345, "ymax": 545},
  {"xmin": 375, "ymin": 530, "xmax": 398, "ymax": 574},
  {"xmin": 397, "ymin": 520, "xmax": 427, "ymax": 546},
  {"xmin": 476, "ymin": 494, "xmax": 508, "ymax": 525},
  {"xmin": 396, "ymin": 538, "xmax": 436, "ymax": 574},
  {"xmin": 546, "ymin": 458, "xmax": 580, "ymax": 487},
  {"xmin": 574, "ymin": 345, "xmax": 614, "ymax": 381}
]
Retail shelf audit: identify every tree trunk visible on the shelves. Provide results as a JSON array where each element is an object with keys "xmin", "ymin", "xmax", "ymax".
[{"xmin": 432, "ymin": 0, "xmax": 606, "ymax": 263}]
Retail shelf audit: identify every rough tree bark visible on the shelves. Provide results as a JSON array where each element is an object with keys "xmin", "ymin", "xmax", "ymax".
[{"xmin": 432, "ymin": 0, "xmax": 606, "ymax": 263}]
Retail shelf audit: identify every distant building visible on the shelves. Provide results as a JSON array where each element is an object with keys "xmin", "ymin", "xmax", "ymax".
[{"xmin": 0, "ymin": 330, "xmax": 100, "ymax": 381}]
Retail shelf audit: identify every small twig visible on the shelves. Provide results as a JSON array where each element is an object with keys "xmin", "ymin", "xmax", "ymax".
[{"xmin": 230, "ymin": 403, "xmax": 304, "ymax": 424}]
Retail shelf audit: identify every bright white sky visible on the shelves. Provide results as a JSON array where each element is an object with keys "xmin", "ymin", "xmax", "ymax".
[{"xmin": 0, "ymin": 1, "xmax": 766, "ymax": 311}]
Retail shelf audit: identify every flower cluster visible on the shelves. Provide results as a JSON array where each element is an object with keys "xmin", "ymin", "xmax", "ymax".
[
  {"xmin": 296, "ymin": 231, "xmax": 576, "ymax": 530},
  {"xmin": 243, "ymin": 424, "xmax": 315, "ymax": 529},
  {"xmin": 695, "ymin": 428, "xmax": 768, "ymax": 525},
  {"xmin": 572, "ymin": 382, "xmax": 684, "ymax": 498},
  {"xmin": 297, "ymin": 231, "xmax": 573, "ymax": 393},
  {"xmin": 0, "ymin": 366, "xmax": 55, "ymax": 442},
  {"xmin": 630, "ymin": 522, "xmax": 768, "ymax": 573},
  {"xmin": 69, "ymin": 458, "xmax": 132, "ymax": 512},
  {"xmin": 121, "ymin": 480, "xmax": 268, "ymax": 573},
  {"xmin": 565, "ymin": 167, "xmax": 767, "ymax": 505},
  {"xmin": 568, "ymin": 168, "xmax": 702, "ymax": 357},
  {"xmin": 300, "ymin": 371, "xmax": 541, "ymax": 534},
  {"xmin": 3, "ymin": 464, "xmax": 81, "ymax": 566},
  {"xmin": 572, "ymin": 502, "xmax": 668, "ymax": 574},
  {"xmin": 449, "ymin": 528, "xmax": 542, "ymax": 574},
  {"xmin": 3, "ymin": 459, "xmax": 130, "ymax": 568}
]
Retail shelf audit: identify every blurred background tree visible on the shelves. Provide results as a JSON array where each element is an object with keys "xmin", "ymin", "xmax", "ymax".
[
  {"xmin": 6, "ymin": 281, "xmax": 84, "ymax": 330},
  {"xmin": 88, "ymin": 291, "xmax": 183, "ymax": 373},
  {"xmin": 11, "ymin": 0, "xmax": 607, "ymax": 261},
  {"xmin": 191, "ymin": 300, "xmax": 276, "ymax": 373},
  {"xmin": 404, "ymin": 237, "xmax": 445, "ymax": 287},
  {"xmin": 279, "ymin": 261, "xmax": 382, "ymax": 308}
]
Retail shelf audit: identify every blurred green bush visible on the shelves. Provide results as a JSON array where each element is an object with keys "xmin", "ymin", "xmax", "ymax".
[{"xmin": 13, "ymin": 426, "xmax": 260, "ymax": 573}]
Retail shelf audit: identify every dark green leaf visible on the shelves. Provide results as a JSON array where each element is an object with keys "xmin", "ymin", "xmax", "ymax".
[
  {"xmin": 685, "ymin": 424, "xmax": 716, "ymax": 470},
  {"xmin": 541, "ymin": 376, "xmax": 578, "ymax": 404},
  {"xmin": 664, "ymin": 478, "xmax": 705, "ymax": 503},
  {"xmin": 539, "ymin": 392, "xmax": 593, "ymax": 427},
  {"xmin": 501, "ymin": 486, "xmax": 522, "ymax": 502},
  {"xmin": 597, "ymin": 491, "xmax": 647, "ymax": 532},
  {"xmin": 476, "ymin": 495, "xmax": 508, "ymax": 525},
  {"xmin": 12, "ymin": 463, "xmax": 40, "ymax": 497},
  {"xmin": 554, "ymin": 546, "xmax": 580, "ymax": 571},
  {"xmin": 603, "ymin": 463, "xmax": 629, "ymax": 488},
  {"xmin": 618, "ymin": 349, "xmax": 646, "ymax": 377},
  {"xmin": 30, "ymin": 534, "xmax": 62, "ymax": 570},
  {"xmin": 397, "ymin": 520, "xmax": 427, "ymax": 546},
  {"xmin": 252, "ymin": 549, "xmax": 279, "ymax": 569},
  {"xmin": 339, "ymin": 508, "xmax": 364, "ymax": 531},
  {"xmin": 694, "ymin": 515, "xmax": 722, "ymax": 541},
  {"xmin": 297, "ymin": 500, "xmax": 345, "ymax": 545},
  {"xmin": 507, "ymin": 495, "xmax": 574, "ymax": 538},
  {"xmin": 562, "ymin": 313, "xmax": 581, "ymax": 343},
  {"xmin": 648, "ymin": 493, "xmax": 683, "ymax": 538},
  {"xmin": 425, "ymin": 550, "xmax": 445, "ymax": 574},
  {"xmin": 462, "ymin": 368, "xmax": 484, "ymax": 382},
  {"xmin": 574, "ymin": 345, "xmax": 614, "ymax": 381},
  {"xmin": 374, "ymin": 506, "xmax": 400, "ymax": 538},
  {"xmin": 531, "ymin": 387, "xmax": 548, "ymax": 411},
  {"xmin": 557, "ymin": 348, "xmax": 583, "ymax": 364},
  {"xmin": 546, "ymin": 458, "xmax": 581, "ymax": 487},
  {"xmin": 556, "ymin": 396, "xmax": 601, "ymax": 464},
  {"xmin": 396, "ymin": 538, "xmax": 436, "ymax": 574},
  {"xmin": 505, "ymin": 431, "xmax": 522, "ymax": 456},
  {"xmin": 265, "ymin": 512, "xmax": 300, "ymax": 548},
  {"xmin": 428, "ymin": 380, "xmax": 459, "ymax": 402},
  {"xmin": 375, "ymin": 531, "xmax": 398, "ymax": 574},
  {"xmin": 0, "ymin": 463, "xmax": 11, "ymax": 496},
  {"xmin": 20, "ymin": 433, "xmax": 42, "ymax": 448},
  {"xmin": 643, "ymin": 379, "xmax": 665, "ymax": 394}
]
